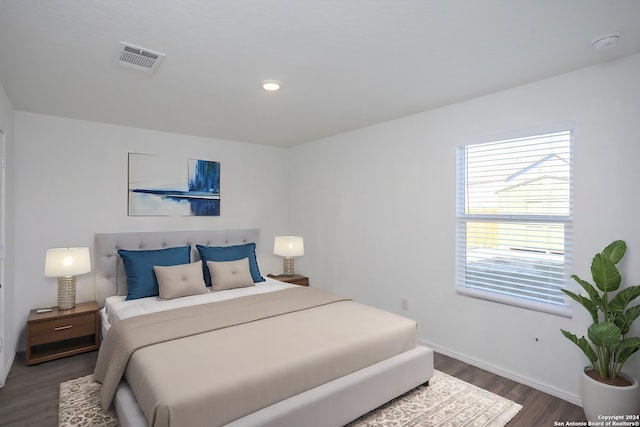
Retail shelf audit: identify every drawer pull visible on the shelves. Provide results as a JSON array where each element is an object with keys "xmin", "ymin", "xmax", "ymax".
[{"xmin": 54, "ymin": 325, "xmax": 73, "ymax": 331}]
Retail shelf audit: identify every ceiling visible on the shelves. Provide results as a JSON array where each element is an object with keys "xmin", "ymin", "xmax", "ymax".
[{"xmin": 1, "ymin": 1, "xmax": 639, "ymax": 147}]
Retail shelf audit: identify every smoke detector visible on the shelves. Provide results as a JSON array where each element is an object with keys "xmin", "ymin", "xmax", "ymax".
[
  {"xmin": 591, "ymin": 33, "xmax": 621, "ymax": 51},
  {"xmin": 113, "ymin": 42, "xmax": 165, "ymax": 73}
]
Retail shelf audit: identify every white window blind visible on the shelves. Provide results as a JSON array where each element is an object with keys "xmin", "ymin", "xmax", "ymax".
[{"xmin": 456, "ymin": 129, "xmax": 573, "ymax": 317}]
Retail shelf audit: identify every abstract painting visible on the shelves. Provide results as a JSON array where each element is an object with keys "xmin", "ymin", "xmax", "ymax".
[{"xmin": 128, "ymin": 153, "xmax": 220, "ymax": 216}]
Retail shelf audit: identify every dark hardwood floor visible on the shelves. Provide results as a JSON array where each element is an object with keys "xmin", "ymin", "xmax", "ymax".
[
  {"xmin": 0, "ymin": 351, "xmax": 98, "ymax": 427},
  {"xmin": 434, "ymin": 352, "xmax": 586, "ymax": 427},
  {"xmin": 0, "ymin": 350, "xmax": 586, "ymax": 426}
]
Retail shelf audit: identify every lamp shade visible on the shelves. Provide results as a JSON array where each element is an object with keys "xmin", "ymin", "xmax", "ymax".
[
  {"xmin": 44, "ymin": 247, "xmax": 91, "ymax": 277},
  {"xmin": 273, "ymin": 236, "xmax": 304, "ymax": 257}
]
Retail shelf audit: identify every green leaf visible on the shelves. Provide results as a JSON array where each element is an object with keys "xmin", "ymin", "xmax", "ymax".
[
  {"xmin": 617, "ymin": 336, "xmax": 640, "ymax": 351},
  {"xmin": 624, "ymin": 304, "xmax": 640, "ymax": 325},
  {"xmin": 614, "ymin": 305, "xmax": 640, "ymax": 336},
  {"xmin": 613, "ymin": 337, "xmax": 640, "ymax": 368},
  {"xmin": 562, "ymin": 289, "xmax": 599, "ymax": 323},
  {"xmin": 588, "ymin": 322, "xmax": 622, "ymax": 347},
  {"xmin": 570, "ymin": 275, "xmax": 603, "ymax": 305},
  {"xmin": 609, "ymin": 286, "xmax": 640, "ymax": 313},
  {"xmin": 561, "ymin": 329, "xmax": 598, "ymax": 363},
  {"xmin": 591, "ymin": 253, "xmax": 622, "ymax": 293},
  {"xmin": 602, "ymin": 240, "xmax": 626, "ymax": 264}
]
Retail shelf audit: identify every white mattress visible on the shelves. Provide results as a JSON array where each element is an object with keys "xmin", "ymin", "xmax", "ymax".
[{"xmin": 101, "ymin": 277, "xmax": 295, "ymax": 331}]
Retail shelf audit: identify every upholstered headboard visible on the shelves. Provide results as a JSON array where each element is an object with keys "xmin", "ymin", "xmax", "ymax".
[{"xmin": 94, "ymin": 229, "xmax": 260, "ymax": 307}]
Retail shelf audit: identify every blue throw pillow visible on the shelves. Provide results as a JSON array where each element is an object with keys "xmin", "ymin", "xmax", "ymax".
[
  {"xmin": 118, "ymin": 246, "xmax": 191, "ymax": 300},
  {"xmin": 196, "ymin": 243, "xmax": 265, "ymax": 286}
]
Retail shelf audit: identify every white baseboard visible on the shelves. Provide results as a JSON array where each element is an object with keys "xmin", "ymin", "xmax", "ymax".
[
  {"xmin": 420, "ymin": 339, "xmax": 582, "ymax": 407},
  {"xmin": 0, "ymin": 351, "xmax": 15, "ymax": 388}
]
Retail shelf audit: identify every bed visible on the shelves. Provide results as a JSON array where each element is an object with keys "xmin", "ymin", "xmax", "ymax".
[{"xmin": 93, "ymin": 229, "xmax": 433, "ymax": 427}]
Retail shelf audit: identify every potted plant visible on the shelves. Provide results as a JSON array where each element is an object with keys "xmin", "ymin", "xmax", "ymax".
[{"xmin": 561, "ymin": 240, "xmax": 640, "ymax": 421}]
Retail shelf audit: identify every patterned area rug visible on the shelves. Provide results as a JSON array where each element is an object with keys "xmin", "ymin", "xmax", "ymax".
[
  {"xmin": 59, "ymin": 370, "xmax": 522, "ymax": 427},
  {"xmin": 348, "ymin": 370, "xmax": 522, "ymax": 426},
  {"xmin": 59, "ymin": 375, "xmax": 119, "ymax": 427}
]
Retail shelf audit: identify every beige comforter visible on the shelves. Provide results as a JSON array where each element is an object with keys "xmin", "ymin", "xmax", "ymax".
[{"xmin": 94, "ymin": 287, "xmax": 417, "ymax": 427}]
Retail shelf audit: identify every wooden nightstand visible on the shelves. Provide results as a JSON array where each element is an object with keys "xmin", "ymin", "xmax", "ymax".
[
  {"xmin": 25, "ymin": 301, "xmax": 100, "ymax": 365},
  {"xmin": 267, "ymin": 274, "xmax": 309, "ymax": 286}
]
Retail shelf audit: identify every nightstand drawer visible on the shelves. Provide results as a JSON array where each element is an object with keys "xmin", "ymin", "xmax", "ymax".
[{"xmin": 29, "ymin": 312, "xmax": 96, "ymax": 345}]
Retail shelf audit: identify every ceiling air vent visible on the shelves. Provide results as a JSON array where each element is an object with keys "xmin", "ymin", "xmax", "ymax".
[{"xmin": 113, "ymin": 42, "xmax": 165, "ymax": 73}]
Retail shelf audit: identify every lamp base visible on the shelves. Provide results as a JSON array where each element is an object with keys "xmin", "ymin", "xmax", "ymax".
[
  {"xmin": 58, "ymin": 276, "xmax": 76, "ymax": 310},
  {"xmin": 282, "ymin": 257, "xmax": 295, "ymax": 276}
]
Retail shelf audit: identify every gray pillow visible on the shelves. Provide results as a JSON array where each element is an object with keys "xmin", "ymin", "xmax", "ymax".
[
  {"xmin": 153, "ymin": 261, "xmax": 208, "ymax": 300},
  {"xmin": 207, "ymin": 258, "xmax": 255, "ymax": 291}
]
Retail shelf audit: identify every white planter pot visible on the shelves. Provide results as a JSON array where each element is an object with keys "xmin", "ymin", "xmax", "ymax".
[{"xmin": 581, "ymin": 368, "xmax": 640, "ymax": 422}]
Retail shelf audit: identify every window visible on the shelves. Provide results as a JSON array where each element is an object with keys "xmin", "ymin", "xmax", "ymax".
[{"xmin": 456, "ymin": 128, "xmax": 573, "ymax": 317}]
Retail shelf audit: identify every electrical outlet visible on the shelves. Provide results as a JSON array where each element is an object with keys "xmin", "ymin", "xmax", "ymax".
[{"xmin": 401, "ymin": 298, "xmax": 409, "ymax": 311}]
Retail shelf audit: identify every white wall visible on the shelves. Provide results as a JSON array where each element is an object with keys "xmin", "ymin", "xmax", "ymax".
[
  {"xmin": 13, "ymin": 112, "xmax": 291, "ymax": 349},
  {"xmin": 290, "ymin": 53, "xmax": 640, "ymax": 404},
  {"xmin": 0, "ymin": 80, "xmax": 15, "ymax": 386}
]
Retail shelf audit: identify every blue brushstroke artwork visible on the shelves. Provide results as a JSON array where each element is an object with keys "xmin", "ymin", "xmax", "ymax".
[{"xmin": 128, "ymin": 153, "xmax": 221, "ymax": 216}]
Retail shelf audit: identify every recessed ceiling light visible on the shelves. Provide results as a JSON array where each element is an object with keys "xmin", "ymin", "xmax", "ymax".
[
  {"xmin": 260, "ymin": 80, "xmax": 282, "ymax": 91},
  {"xmin": 591, "ymin": 33, "xmax": 621, "ymax": 51}
]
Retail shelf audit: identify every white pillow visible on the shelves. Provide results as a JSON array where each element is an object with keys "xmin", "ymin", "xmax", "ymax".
[
  {"xmin": 153, "ymin": 261, "xmax": 208, "ymax": 300},
  {"xmin": 207, "ymin": 258, "xmax": 255, "ymax": 291}
]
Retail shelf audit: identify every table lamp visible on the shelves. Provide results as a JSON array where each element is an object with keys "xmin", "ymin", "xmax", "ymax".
[
  {"xmin": 273, "ymin": 236, "xmax": 304, "ymax": 276},
  {"xmin": 44, "ymin": 247, "xmax": 91, "ymax": 310}
]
